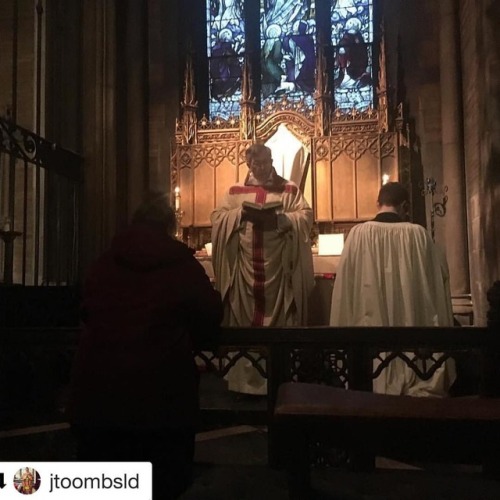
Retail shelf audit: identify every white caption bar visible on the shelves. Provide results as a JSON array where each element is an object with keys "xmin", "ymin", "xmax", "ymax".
[{"xmin": 0, "ymin": 462, "xmax": 152, "ymax": 500}]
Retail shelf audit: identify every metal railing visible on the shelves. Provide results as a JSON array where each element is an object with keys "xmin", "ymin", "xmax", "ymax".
[
  {"xmin": 1, "ymin": 324, "xmax": 497, "ymax": 414},
  {"xmin": 0, "ymin": 117, "xmax": 83, "ymax": 286},
  {"xmin": 2, "ymin": 323, "xmax": 500, "ymax": 465}
]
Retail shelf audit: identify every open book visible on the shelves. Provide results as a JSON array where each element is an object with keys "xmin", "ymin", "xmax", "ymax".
[{"xmin": 242, "ymin": 200, "xmax": 283, "ymax": 212}]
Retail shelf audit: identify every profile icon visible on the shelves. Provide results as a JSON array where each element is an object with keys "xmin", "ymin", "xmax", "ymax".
[{"xmin": 13, "ymin": 467, "xmax": 41, "ymax": 495}]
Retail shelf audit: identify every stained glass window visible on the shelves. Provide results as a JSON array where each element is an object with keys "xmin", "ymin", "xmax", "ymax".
[
  {"xmin": 203, "ymin": 0, "xmax": 377, "ymax": 118},
  {"xmin": 331, "ymin": 0, "xmax": 374, "ymax": 111},
  {"xmin": 260, "ymin": 0, "xmax": 316, "ymax": 108},
  {"xmin": 206, "ymin": 0, "xmax": 246, "ymax": 119}
]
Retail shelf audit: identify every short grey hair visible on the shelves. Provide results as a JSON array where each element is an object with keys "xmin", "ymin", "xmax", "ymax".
[
  {"xmin": 245, "ymin": 143, "xmax": 272, "ymax": 162},
  {"xmin": 132, "ymin": 191, "xmax": 176, "ymax": 236}
]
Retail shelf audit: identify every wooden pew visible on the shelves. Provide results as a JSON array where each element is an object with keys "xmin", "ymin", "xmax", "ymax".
[
  {"xmin": 274, "ymin": 382, "xmax": 500, "ymax": 499},
  {"xmin": 273, "ymin": 281, "xmax": 500, "ymax": 499}
]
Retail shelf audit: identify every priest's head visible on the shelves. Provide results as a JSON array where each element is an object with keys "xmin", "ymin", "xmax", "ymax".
[
  {"xmin": 246, "ymin": 143, "xmax": 273, "ymax": 184},
  {"xmin": 377, "ymin": 181, "xmax": 409, "ymax": 219}
]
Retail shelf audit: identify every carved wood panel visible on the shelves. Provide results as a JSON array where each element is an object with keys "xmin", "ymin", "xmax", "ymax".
[
  {"xmin": 313, "ymin": 132, "xmax": 399, "ymax": 223},
  {"xmin": 173, "ymin": 108, "xmax": 402, "ymax": 235},
  {"xmin": 174, "ymin": 141, "xmax": 251, "ymax": 227}
]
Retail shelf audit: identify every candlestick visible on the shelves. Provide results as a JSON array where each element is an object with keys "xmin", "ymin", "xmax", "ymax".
[
  {"xmin": 174, "ymin": 187, "xmax": 181, "ymax": 211},
  {"xmin": 175, "ymin": 209, "xmax": 184, "ymax": 242}
]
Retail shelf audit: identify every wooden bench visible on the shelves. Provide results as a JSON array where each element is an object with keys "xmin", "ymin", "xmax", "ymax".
[{"xmin": 274, "ymin": 381, "xmax": 500, "ymax": 499}]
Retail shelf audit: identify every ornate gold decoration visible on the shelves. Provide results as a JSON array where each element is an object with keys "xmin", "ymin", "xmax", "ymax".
[
  {"xmin": 380, "ymin": 133, "xmax": 396, "ymax": 157},
  {"xmin": 328, "ymin": 133, "xmax": 397, "ymax": 162},
  {"xmin": 171, "ymin": 21, "xmax": 412, "ymax": 237},
  {"xmin": 330, "ymin": 139, "xmax": 343, "ymax": 161},
  {"xmin": 314, "ymin": 39, "xmax": 331, "ymax": 137},
  {"xmin": 332, "ymin": 105, "xmax": 378, "ymax": 122},
  {"xmin": 395, "ymin": 101, "xmax": 409, "ymax": 147},
  {"xmin": 256, "ymin": 95, "xmax": 315, "ymax": 122},
  {"xmin": 376, "ymin": 21, "xmax": 389, "ymax": 133},
  {"xmin": 256, "ymin": 111, "xmax": 315, "ymax": 147},
  {"xmin": 240, "ymin": 56, "xmax": 256, "ymax": 141},
  {"xmin": 181, "ymin": 53, "xmax": 198, "ymax": 145},
  {"xmin": 175, "ymin": 143, "xmax": 243, "ymax": 171},
  {"xmin": 170, "ymin": 146, "xmax": 180, "ymax": 193},
  {"xmin": 198, "ymin": 131, "xmax": 241, "ymax": 144},
  {"xmin": 198, "ymin": 114, "xmax": 239, "ymax": 130},
  {"xmin": 314, "ymin": 137, "xmax": 330, "ymax": 161}
]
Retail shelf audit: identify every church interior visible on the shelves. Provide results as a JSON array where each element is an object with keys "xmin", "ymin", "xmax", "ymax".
[{"xmin": 1, "ymin": 0, "xmax": 500, "ymax": 498}]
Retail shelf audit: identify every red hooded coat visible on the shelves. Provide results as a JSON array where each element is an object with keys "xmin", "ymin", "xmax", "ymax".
[{"xmin": 69, "ymin": 222, "xmax": 223, "ymax": 429}]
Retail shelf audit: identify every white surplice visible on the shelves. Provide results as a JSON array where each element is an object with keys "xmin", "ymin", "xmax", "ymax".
[
  {"xmin": 211, "ymin": 172, "xmax": 314, "ymax": 394},
  {"xmin": 330, "ymin": 221, "xmax": 456, "ymax": 397}
]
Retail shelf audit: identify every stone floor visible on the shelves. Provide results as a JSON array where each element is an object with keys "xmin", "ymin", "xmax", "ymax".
[
  {"xmin": 181, "ymin": 426, "xmax": 500, "ymax": 500},
  {"xmin": 2, "ymin": 373, "xmax": 500, "ymax": 499},
  {"xmin": 2, "ymin": 421, "xmax": 500, "ymax": 500}
]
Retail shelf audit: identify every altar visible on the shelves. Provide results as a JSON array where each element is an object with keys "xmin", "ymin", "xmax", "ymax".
[
  {"xmin": 196, "ymin": 253, "xmax": 340, "ymax": 326},
  {"xmin": 171, "ymin": 39, "xmax": 411, "ymax": 251},
  {"xmin": 171, "ymin": 28, "xmax": 412, "ymax": 327}
]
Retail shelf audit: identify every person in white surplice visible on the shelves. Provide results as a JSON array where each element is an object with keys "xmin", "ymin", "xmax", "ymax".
[
  {"xmin": 330, "ymin": 181, "xmax": 456, "ymax": 397},
  {"xmin": 211, "ymin": 143, "xmax": 315, "ymax": 395}
]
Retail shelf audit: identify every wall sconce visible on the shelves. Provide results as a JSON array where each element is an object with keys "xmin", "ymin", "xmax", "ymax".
[{"xmin": 421, "ymin": 177, "xmax": 448, "ymax": 241}]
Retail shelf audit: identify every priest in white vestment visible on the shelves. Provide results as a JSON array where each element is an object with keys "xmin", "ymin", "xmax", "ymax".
[
  {"xmin": 211, "ymin": 143, "xmax": 315, "ymax": 395},
  {"xmin": 330, "ymin": 181, "xmax": 456, "ymax": 397}
]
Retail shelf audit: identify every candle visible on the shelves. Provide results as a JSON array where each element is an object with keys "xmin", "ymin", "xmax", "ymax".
[
  {"xmin": 382, "ymin": 174, "xmax": 390, "ymax": 185},
  {"xmin": 174, "ymin": 187, "xmax": 181, "ymax": 211}
]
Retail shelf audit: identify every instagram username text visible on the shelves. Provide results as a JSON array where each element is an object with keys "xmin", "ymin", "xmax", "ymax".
[{"xmin": 49, "ymin": 473, "xmax": 139, "ymax": 492}]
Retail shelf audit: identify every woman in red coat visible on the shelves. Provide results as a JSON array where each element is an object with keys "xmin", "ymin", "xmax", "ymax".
[{"xmin": 69, "ymin": 192, "xmax": 223, "ymax": 499}]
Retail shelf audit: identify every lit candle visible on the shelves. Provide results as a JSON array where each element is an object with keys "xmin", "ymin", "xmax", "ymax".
[
  {"xmin": 382, "ymin": 174, "xmax": 390, "ymax": 185},
  {"xmin": 174, "ymin": 187, "xmax": 181, "ymax": 211}
]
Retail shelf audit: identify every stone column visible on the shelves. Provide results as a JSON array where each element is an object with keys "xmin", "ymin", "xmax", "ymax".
[
  {"xmin": 439, "ymin": 0, "xmax": 471, "ymax": 310},
  {"xmin": 125, "ymin": 0, "xmax": 148, "ymax": 218},
  {"xmin": 148, "ymin": 0, "xmax": 179, "ymax": 194},
  {"xmin": 81, "ymin": 0, "xmax": 118, "ymax": 269}
]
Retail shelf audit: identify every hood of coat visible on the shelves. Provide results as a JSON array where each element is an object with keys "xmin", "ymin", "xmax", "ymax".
[{"xmin": 110, "ymin": 222, "xmax": 194, "ymax": 271}]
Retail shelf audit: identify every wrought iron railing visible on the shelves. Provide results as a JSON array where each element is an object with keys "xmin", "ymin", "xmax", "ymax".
[
  {"xmin": 195, "ymin": 326, "xmax": 497, "ymax": 420},
  {"xmin": 2, "ymin": 324, "xmax": 497, "ymax": 415},
  {"xmin": 2, "ymin": 282, "xmax": 500, "ymax": 462},
  {"xmin": 0, "ymin": 116, "xmax": 83, "ymax": 285},
  {"xmin": 3, "ymin": 321, "xmax": 500, "ymax": 465}
]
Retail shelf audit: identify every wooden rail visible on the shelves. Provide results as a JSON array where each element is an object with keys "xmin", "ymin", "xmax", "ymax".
[
  {"xmin": 2, "ymin": 326, "xmax": 498, "ymax": 415},
  {"xmin": 2, "ymin": 325, "xmax": 499, "ymax": 460}
]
